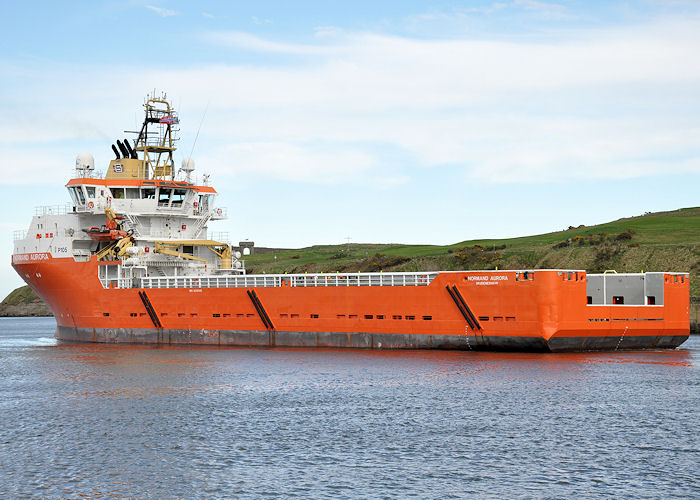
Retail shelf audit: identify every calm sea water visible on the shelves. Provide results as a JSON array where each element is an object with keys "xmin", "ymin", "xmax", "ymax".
[{"xmin": 0, "ymin": 317, "xmax": 698, "ymax": 499}]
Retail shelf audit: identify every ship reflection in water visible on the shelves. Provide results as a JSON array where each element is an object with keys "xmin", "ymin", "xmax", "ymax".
[{"xmin": 1, "ymin": 317, "xmax": 698, "ymax": 498}]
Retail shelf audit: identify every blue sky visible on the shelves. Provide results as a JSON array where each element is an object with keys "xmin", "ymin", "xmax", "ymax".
[{"xmin": 1, "ymin": 0, "xmax": 700, "ymax": 298}]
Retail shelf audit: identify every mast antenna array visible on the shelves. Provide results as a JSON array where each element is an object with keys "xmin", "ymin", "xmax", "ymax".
[{"xmin": 132, "ymin": 91, "xmax": 180, "ymax": 180}]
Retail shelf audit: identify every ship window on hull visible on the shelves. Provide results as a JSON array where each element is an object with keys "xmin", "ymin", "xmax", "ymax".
[
  {"xmin": 613, "ymin": 296, "xmax": 624, "ymax": 305},
  {"xmin": 587, "ymin": 296, "xmax": 593, "ymax": 304},
  {"xmin": 647, "ymin": 296, "xmax": 656, "ymax": 305}
]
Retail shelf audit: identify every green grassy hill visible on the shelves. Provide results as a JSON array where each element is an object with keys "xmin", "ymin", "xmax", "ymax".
[
  {"xmin": 245, "ymin": 207, "xmax": 700, "ymax": 299},
  {"xmin": 1, "ymin": 285, "xmax": 40, "ymax": 306}
]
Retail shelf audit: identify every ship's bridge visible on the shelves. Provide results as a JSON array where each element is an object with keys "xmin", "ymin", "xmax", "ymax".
[
  {"xmin": 65, "ymin": 178, "xmax": 226, "ymax": 220},
  {"xmin": 64, "ymin": 94, "xmax": 226, "ymax": 220}
]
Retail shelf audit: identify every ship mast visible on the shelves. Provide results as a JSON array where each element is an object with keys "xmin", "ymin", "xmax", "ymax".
[{"xmin": 132, "ymin": 92, "xmax": 179, "ymax": 180}]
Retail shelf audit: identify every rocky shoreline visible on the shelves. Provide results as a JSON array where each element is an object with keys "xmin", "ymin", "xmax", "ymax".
[{"xmin": 0, "ymin": 302, "xmax": 53, "ymax": 317}]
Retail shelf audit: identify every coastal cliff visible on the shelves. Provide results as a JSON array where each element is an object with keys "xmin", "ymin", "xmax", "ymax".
[{"xmin": 0, "ymin": 286, "xmax": 52, "ymax": 317}]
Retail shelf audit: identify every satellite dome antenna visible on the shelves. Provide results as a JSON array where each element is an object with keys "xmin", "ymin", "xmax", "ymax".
[
  {"xmin": 75, "ymin": 152, "xmax": 95, "ymax": 177},
  {"xmin": 181, "ymin": 158, "xmax": 195, "ymax": 182}
]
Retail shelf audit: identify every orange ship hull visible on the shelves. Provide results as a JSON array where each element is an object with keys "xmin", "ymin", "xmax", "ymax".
[{"xmin": 12, "ymin": 254, "xmax": 690, "ymax": 352}]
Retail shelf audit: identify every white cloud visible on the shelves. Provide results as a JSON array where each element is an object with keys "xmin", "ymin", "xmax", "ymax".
[
  {"xmin": 199, "ymin": 141, "xmax": 376, "ymax": 185},
  {"xmin": 146, "ymin": 5, "xmax": 178, "ymax": 17},
  {"xmin": 203, "ymin": 31, "xmax": 335, "ymax": 55},
  {"xmin": 202, "ymin": 12, "xmax": 214, "ymax": 19},
  {"xmin": 1, "ymin": 16, "xmax": 700, "ymax": 187}
]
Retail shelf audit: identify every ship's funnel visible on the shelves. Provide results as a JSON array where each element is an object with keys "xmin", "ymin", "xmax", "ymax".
[
  {"xmin": 116, "ymin": 140, "xmax": 129, "ymax": 158},
  {"xmin": 124, "ymin": 138, "xmax": 137, "ymax": 159},
  {"xmin": 111, "ymin": 144, "xmax": 121, "ymax": 159}
]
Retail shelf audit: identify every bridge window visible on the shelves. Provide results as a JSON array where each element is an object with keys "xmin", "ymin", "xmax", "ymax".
[
  {"xmin": 68, "ymin": 187, "xmax": 79, "ymax": 205},
  {"xmin": 141, "ymin": 188, "xmax": 156, "ymax": 199},
  {"xmin": 112, "ymin": 188, "xmax": 125, "ymax": 199},
  {"xmin": 125, "ymin": 188, "xmax": 139, "ymax": 199},
  {"xmin": 159, "ymin": 188, "xmax": 172, "ymax": 206},
  {"xmin": 86, "ymin": 186, "xmax": 96, "ymax": 198},
  {"xmin": 171, "ymin": 189, "xmax": 187, "ymax": 207}
]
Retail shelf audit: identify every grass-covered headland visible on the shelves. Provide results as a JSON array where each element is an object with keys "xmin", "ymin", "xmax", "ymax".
[{"xmin": 246, "ymin": 207, "xmax": 700, "ymax": 300}]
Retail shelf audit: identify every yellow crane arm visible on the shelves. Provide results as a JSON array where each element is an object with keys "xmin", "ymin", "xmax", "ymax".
[
  {"xmin": 154, "ymin": 243, "xmax": 208, "ymax": 263},
  {"xmin": 105, "ymin": 206, "xmax": 118, "ymax": 222},
  {"xmin": 154, "ymin": 240, "xmax": 232, "ymax": 269},
  {"xmin": 95, "ymin": 236, "xmax": 135, "ymax": 261}
]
